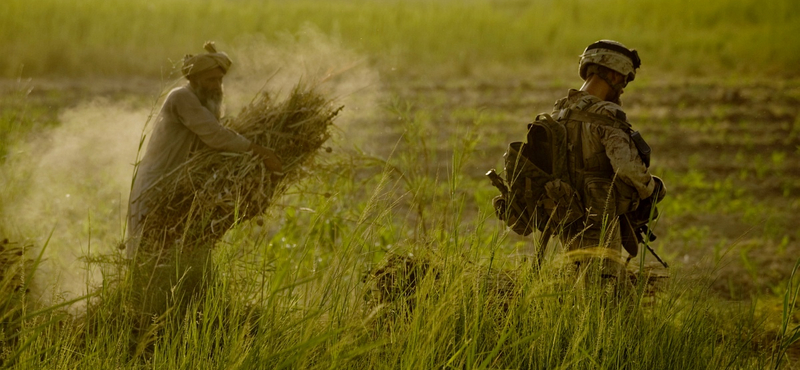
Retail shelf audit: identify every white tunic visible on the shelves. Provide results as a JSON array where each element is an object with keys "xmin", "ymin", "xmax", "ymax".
[{"xmin": 127, "ymin": 85, "xmax": 250, "ymax": 256}]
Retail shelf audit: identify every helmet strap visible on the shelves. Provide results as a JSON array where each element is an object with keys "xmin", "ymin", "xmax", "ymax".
[{"xmin": 590, "ymin": 67, "xmax": 626, "ymax": 103}]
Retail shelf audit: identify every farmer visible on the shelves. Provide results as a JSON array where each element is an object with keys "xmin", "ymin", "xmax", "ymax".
[
  {"xmin": 125, "ymin": 42, "xmax": 281, "ymax": 318},
  {"xmin": 126, "ymin": 42, "xmax": 281, "ymax": 258},
  {"xmin": 493, "ymin": 40, "xmax": 666, "ymax": 278}
]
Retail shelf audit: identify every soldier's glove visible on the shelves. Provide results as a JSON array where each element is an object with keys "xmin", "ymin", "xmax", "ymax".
[
  {"xmin": 631, "ymin": 175, "xmax": 666, "ymax": 225},
  {"xmin": 492, "ymin": 195, "xmax": 507, "ymax": 221},
  {"xmin": 651, "ymin": 175, "xmax": 667, "ymax": 203},
  {"xmin": 633, "ymin": 199, "xmax": 658, "ymax": 225}
]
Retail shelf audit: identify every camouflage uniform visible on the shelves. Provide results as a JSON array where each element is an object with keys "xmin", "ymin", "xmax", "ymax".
[
  {"xmin": 491, "ymin": 40, "xmax": 665, "ymax": 277},
  {"xmin": 552, "ymin": 89, "xmax": 656, "ymax": 255}
]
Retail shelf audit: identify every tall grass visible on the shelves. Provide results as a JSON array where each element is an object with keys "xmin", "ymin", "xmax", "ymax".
[
  {"xmin": 0, "ymin": 94, "xmax": 787, "ymax": 368},
  {"xmin": 1, "ymin": 164, "xmax": 774, "ymax": 368},
  {"xmin": 2, "ymin": 0, "xmax": 798, "ymax": 79},
  {"xmin": 1, "ymin": 4, "xmax": 797, "ymax": 363}
]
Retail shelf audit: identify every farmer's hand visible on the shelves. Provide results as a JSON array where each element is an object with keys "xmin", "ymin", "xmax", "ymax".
[{"xmin": 249, "ymin": 143, "xmax": 282, "ymax": 172}]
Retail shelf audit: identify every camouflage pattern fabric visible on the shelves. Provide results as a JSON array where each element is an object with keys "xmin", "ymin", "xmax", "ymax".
[
  {"xmin": 578, "ymin": 40, "xmax": 640, "ymax": 83},
  {"xmin": 553, "ymin": 90, "xmax": 658, "ymax": 261},
  {"xmin": 501, "ymin": 141, "xmax": 549, "ymax": 236}
]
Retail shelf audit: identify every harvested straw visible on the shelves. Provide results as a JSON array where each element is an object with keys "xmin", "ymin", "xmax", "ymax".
[
  {"xmin": 363, "ymin": 250, "xmax": 668, "ymax": 314},
  {"xmin": 140, "ymin": 84, "xmax": 342, "ymax": 250},
  {"xmin": 363, "ymin": 253, "xmax": 518, "ymax": 314},
  {"xmin": 364, "ymin": 253, "xmax": 436, "ymax": 306}
]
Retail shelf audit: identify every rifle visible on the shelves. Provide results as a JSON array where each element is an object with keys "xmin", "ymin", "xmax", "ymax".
[
  {"xmin": 621, "ymin": 214, "xmax": 668, "ymax": 269},
  {"xmin": 487, "ymin": 168, "xmax": 517, "ymax": 225},
  {"xmin": 486, "ymin": 169, "xmax": 508, "ymax": 196},
  {"xmin": 637, "ymin": 225, "xmax": 668, "ymax": 268}
]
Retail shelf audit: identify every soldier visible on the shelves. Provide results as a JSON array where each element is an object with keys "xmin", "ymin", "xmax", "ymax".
[{"xmin": 492, "ymin": 40, "xmax": 666, "ymax": 278}]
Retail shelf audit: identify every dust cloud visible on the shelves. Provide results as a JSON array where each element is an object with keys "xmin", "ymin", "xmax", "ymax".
[
  {"xmin": 228, "ymin": 24, "xmax": 384, "ymax": 145},
  {"xmin": 0, "ymin": 98, "xmax": 147, "ymax": 304},
  {"xmin": 0, "ymin": 26, "xmax": 385, "ymax": 306}
]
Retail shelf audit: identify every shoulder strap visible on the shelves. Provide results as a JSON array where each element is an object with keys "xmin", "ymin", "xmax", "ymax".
[
  {"xmin": 570, "ymin": 96, "xmax": 601, "ymax": 167},
  {"xmin": 556, "ymin": 108, "xmax": 631, "ymax": 132}
]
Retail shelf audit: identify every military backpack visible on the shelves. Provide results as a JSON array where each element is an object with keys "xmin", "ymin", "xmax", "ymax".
[{"xmin": 489, "ymin": 100, "xmax": 651, "ymax": 238}]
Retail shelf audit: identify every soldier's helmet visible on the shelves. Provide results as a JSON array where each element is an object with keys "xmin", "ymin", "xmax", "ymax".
[{"xmin": 579, "ymin": 40, "xmax": 641, "ymax": 84}]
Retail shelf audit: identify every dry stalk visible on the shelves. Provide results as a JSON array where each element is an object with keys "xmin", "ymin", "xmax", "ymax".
[{"xmin": 139, "ymin": 84, "xmax": 342, "ymax": 252}]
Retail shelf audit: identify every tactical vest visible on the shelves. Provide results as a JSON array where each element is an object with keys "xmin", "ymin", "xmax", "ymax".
[
  {"xmin": 555, "ymin": 96, "xmax": 630, "ymax": 192},
  {"xmin": 498, "ymin": 95, "xmax": 649, "ymax": 237}
]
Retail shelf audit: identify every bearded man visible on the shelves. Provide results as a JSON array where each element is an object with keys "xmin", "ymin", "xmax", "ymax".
[
  {"xmin": 124, "ymin": 42, "xmax": 283, "ymax": 320},
  {"xmin": 127, "ymin": 42, "xmax": 281, "ymax": 257}
]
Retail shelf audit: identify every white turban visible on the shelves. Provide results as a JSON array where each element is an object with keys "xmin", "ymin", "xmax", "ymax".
[{"xmin": 182, "ymin": 41, "xmax": 233, "ymax": 78}]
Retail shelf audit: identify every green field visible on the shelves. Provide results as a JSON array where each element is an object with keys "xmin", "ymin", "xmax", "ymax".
[
  {"xmin": 1, "ymin": 0, "xmax": 799, "ymax": 368},
  {"xmin": 2, "ymin": 0, "xmax": 799, "ymax": 79}
]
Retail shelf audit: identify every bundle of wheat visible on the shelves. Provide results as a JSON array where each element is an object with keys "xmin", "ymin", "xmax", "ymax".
[
  {"xmin": 363, "ymin": 250, "xmax": 669, "ymax": 314},
  {"xmin": 365, "ymin": 254, "xmax": 435, "ymax": 306},
  {"xmin": 139, "ymin": 84, "xmax": 342, "ymax": 250},
  {"xmin": 363, "ymin": 253, "xmax": 518, "ymax": 313}
]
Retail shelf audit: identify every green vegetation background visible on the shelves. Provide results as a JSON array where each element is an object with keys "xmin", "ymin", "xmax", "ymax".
[
  {"xmin": 2, "ymin": 0, "xmax": 798, "ymax": 79},
  {"xmin": 1, "ymin": 0, "xmax": 799, "ymax": 368}
]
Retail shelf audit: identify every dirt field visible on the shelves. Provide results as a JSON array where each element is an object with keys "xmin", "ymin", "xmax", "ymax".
[
  {"xmin": 1, "ymin": 73, "xmax": 798, "ymax": 367},
  {"xmin": 2, "ymin": 76, "xmax": 799, "ymax": 298},
  {"xmin": 368, "ymin": 76, "xmax": 800, "ymax": 300}
]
